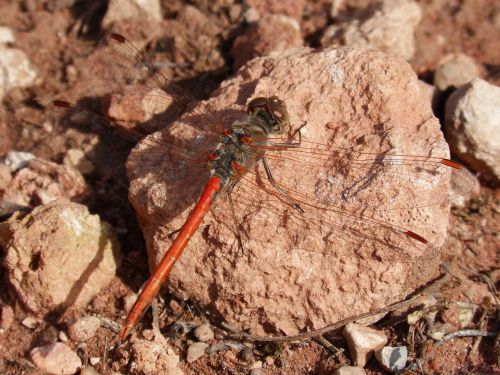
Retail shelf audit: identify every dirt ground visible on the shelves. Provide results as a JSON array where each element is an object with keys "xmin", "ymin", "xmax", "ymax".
[{"xmin": 0, "ymin": 0, "xmax": 498, "ymax": 374}]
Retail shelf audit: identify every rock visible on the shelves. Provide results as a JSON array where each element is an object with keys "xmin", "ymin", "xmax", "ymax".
[
  {"xmin": 186, "ymin": 342, "xmax": 209, "ymax": 363},
  {"xmin": 322, "ymin": 0, "xmax": 421, "ymax": 60},
  {"xmin": 0, "ymin": 47, "xmax": 38, "ymax": 100},
  {"xmin": 130, "ymin": 335, "xmax": 183, "ymax": 375},
  {"xmin": 0, "ymin": 199, "xmax": 121, "ymax": 315},
  {"xmin": 243, "ymin": 0, "xmax": 306, "ymax": 20},
  {"xmin": 334, "ymin": 366, "xmax": 367, "ymax": 375},
  {"xmin": 123, "ymin": 293, "xmax": 137, "ymax": 312},
  {"xmin": 67, "ymin": 316, "xmax": 100, "ymax": 342},
  {"xmin": 80, "ymin": 366, "xmax": 100, "ymax": 375},
  {"xmin": 0, "ymin": 305, "xmax": 14, "ymax": 330},
  {"xmin": 343, "ymin": 323, "xmax": 388, "ymax": 367},
  {"xmin": 63, "ymin": 149, "xmax": 95, "ymax": 175},
  {"xmin": 445, "ymin": 78, "xmax": 500, "ymax": 184},
  {"xmin": 1, "ymin": 158, "xmax": 88, "ymax": 207},
  {"xmin": 89, "ymin": 357, "xmax": 100, "ymax": 365},
  {"xmin": 193, "ymin": 323, "xmax": 214, "ymax": 342},
  {"xmin": 22, "ymin": 316, "xmax": 39, "ymax": 329},
  {"xmin": 375, "ymin": 346, "xmax": 408, "ymax": 372},
  {"xmin": 434, "ymin": 53, "xmax": 480, "ymax": 92},
  {"xmin": 240, "ymin": 347, "xmax": 255, "ymax": 362},
  {"xmin": 249, "ymin": 360, "xmax": 262, "ymax": 369},
  {"xmin": 0, "ymin": 26, "xmax": 15, "ymax": 45},
  {"xmin": 59, "ymin": 330, "xmax": 69, "ymax": 342},
  {"xmin": 30, "ymin": 342, "xmax": 82, "ymax": 375},
  {"xmin": 1, "ymin": 151, "xmax": 35, "ymax": 172},
  {"xmin": 0, "ymin": 163, "xmax": 12, "ymax": 190},
  {"xmin": 231, "ymin": 14, "xmax": 303, "ymax": 70},
  {"xmin": 102, "ymin": 0, "xmax": 162, "ymax": 26},
  {"xmin": 40, "ymin": 325, "xmax": 59, "ymax": 344},
  {"xmin": 128, "ymin": 45, "xmax": 456, "ymax": 335}
]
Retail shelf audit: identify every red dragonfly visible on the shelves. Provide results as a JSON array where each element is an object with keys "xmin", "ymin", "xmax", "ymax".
[{"xmin": 54, "ymin": 33, "xmax": 475, "ymax": 340}]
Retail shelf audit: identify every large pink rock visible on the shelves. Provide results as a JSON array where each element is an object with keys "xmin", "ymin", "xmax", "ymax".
[{"xmin": 127, "ymin": 46, "xmax": 457, "ymax": 335}]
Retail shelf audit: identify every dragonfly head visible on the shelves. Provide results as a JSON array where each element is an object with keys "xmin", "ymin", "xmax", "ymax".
[{"xmin": 247, "ymin": 96, "xmax": 289, "ymax": 134}]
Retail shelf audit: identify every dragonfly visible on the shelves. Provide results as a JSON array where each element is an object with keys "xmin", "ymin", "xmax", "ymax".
[{"xmin": 54, "ymin": 33, "xmax": 475, "ymax": 341}]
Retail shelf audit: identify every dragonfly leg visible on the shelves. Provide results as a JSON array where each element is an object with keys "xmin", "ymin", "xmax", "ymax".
[
  {"xmin": 268, "ymin": 121, "xmax": 307, "ymax": 148},
  {"xmin": 262, "ymin": 156, "xmax": 304, "ymax": 213},
  {"xmin": 226, "ymin": 183, "xmax": 245, "ymax": 254}
]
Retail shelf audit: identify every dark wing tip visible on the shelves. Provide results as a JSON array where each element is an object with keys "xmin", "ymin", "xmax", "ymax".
[
  {"xmin": 405, "ymin": 230, "xmax": 428, "ymax": 244},
  {"xmin": 52, "ymin": 100, "xmax": 71, "ymax": 108},
  {"xmin": 110, "ymin": 33, "xmax": 126, "ymax": 43}
]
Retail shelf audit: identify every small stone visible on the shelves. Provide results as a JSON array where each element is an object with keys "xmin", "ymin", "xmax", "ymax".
[
  {"xmin": 130, "ymin": 336, "xmax": 183, "ymax": 374},
  {"xmin": 193, "ymin": 323, "xmax": 214, "ymax": 342},
  {"xmin": 0, "ymin": 305, "xmax": 14, "ymax": 330},
  {"xmin": 30, "ymin": 342, "xmax": 82, "ymax": 375},
  {"xmin": 343, "ymin": 323, "xmax": 388, "ymax": 367},
  {"xmin": 186, "ymin": 342, "xmax": 209, "ymax": 363},
  {"xmin": 334, "ymin": 366, "xmax": 367, "ymax": 375},
  {"xmin": 243, "ymin": 0, "xmax": 306, "ymax": 20},
  {"xmin": 142, "ymin": 329, "xmax": 155, "ymax": 341},
  {"xmin": 2, "ymin": 151, "xmax": 35, "ymax": 172},
  {"xmin": 67, "ymin": 316, "xmax": 100, "ymax": 342},
  {"xmin": 0, "ymin": 26, "xmax": 15, "ymax": 44},
  {"xmin": 434, "ymin": 53, "xmax": 479, "ymax": 91},
  {"xmin": 103, "ymin": 0, "xmax": 162, "ymax": 26},
  {"xmin": 249, "ymin": 360, "xmax": 262, "ymax": 369},
  {"xmin": 265, "ymin": 356, "xmax": 274, "ymax": 366},
  {"xmin": 80, "ymin": 366, "xmax": 100, "ymax": 375},
  {"xmin": 321, "ymin": 0, "xmax": 422, "ymax": 60},
  {"xmin": 428, "ymin": 322, "xmax": 450, "ymax": 340},
  {"xmin": 58, "ymin": 330, "xmax": 69, "ymax": 342},
  {"xmin": 240, "ymin": 347, "xmax": 255, "ymax": 362},
  {"xmin": 22, "ymin": 316, "xmax": 39, "ymax": 329},
  {"xmin": 0, "ymin": 48, "xmax": 38, "ymax": 101},
  {"xmin": 445, "ymin": 78, "xmax": 500, "ymax": 184},
  {"xmin": 89, "ymin": 357, "xmax": 100, "ymax": 366},
  {"xmin": 375, "ymin": 346, "xmax": 408, "ymax": 372},
  {"xmin": 123, "ymin": 293, "xmax": 137, "ymax": 312},
  {"xmin": 63, "ymin": 149, "xmax": 94, "ymax": 174},
  {"xmin": 231, "ymin": 14, "xmax": 303, "ymax": 69},
  {"xmin": 40, "ymin": 325, "xmax": 59, "ymax": 344},
  {"xmin": 250, "ymin": 369, "xmax": 262, "ymax": 375},
  {"xmin": 223, "ymin": 349, "xmax": 237, "ymax": 363},
  {"xmin": 0, "ymin": 163, "xmax": 12, "ymax": 190},
  {"xmin": 442, "ymin": 303, "xmax": 475, "ymax": 329}
]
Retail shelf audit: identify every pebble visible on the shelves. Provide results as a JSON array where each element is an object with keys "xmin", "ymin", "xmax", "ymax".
[
  {"xmin": 445, "ymin": 77, "xmax": 500, "ymax": 184},
  {"xmin": 334, "ymin": 366, "xmax": 367, "ymax": 375},
  {"xmin": 123, "ymin": 293, "xmax": 137, "ymax": 312},
  {"xmin": 63, "ymin": 149, "xmax": 94, "ymax": 174},
  {"xmin": 0, "ymin": 305, "xmax": 14, "ymax": 330},
  {"xmin": 80, "ymin": 366, "xmax": 100, "ymax": 375},
  {"xmin": 0, "ymin": 163, "xmax": 12, "ymax": 190},
  {"xmin": 67, "ymin": 316, "xmax": 100, "ymax": 342},
  {"xmin": 89, "ymin": 357, "xmax": 100, "ymax": 366},
  {"xmin": 193, "ymin": 323, "xmax": 214, "ymax": 342},
  {"xmin": 0, "ymin": 26, "xmax": 15, "ymax": 45},
  {"xmin": 375, "ymin": 346, "xmax": 408, "ymax": 372},
  {"xmin": 186, "ymin": 342, "xmax": 209, "ymax": 363},
  {"xmin": 22, "ymin": 316, "xmax": 39, "ymax": 329},
  {"xmin": 103, "ymin": 0, "xmax": 162, "ymax": 26},
  {"xmin": 2, "ymin": 151, "xmax": 35, "ymax": 172},
  {"xmin": 30, "ymin": 342, "xmax": 82, "ymax": 375},
  {"xmin": 342, "ymin": 323, "xmax": 388, "ymax": 367},
  {"xmin": 40, "ymin": 325, "xmax": 59, "ymax": 344},
  {"xmin": 58, "ymin": 330, "xmax": 69, "ymax": 342},
  {"xmin": 434, "ymin": 53, "xmax": 479, "ymax": 91},
  {"xmin": 321, "ymin": 0, "xmax": 421, "ymax": 60},
  {"xmin": 240, "ymin": 346, "xmax": 255, "ymax": 362},
  {"xmin": 0, "ymin": 48, "xmax": 38, "ymax": 101}
]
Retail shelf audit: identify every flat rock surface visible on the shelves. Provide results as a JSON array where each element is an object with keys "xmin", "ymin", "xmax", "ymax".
[{"xmin": 126, "ymin": 45, "xmax": 459, "ymax": 335}]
